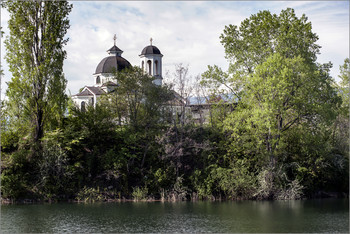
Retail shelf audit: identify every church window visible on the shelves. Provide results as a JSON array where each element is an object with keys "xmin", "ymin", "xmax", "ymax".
[
  {"xmin": 96, "ymin": 76, "xmax": 101, "ymax": 84},
  {"xmin": 81, "ymin": 101, "xmax": 86, "ymax": 112},
  {"xmin": 142, "ymin": 61, "xmax": 144, "ymax": 71},
  {"xmin": 155, "ymin": 60, "xmax": 159, "ymax": 75},
  {"xmin": 147, "ymin": 60, "xmax": 152, "ymax": 75}
]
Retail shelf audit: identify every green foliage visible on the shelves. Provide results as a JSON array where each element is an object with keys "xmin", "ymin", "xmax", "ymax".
[
  {"xmin": 158, "ymin": 125, "xmax": 211, "ymax": 179},
  {"xmin": 339, "ymin": 58, "xmax": 350, "ymax": 90},
  {"xmin": 224, "ymin": 53, "xmax": 340, "ymax": 166},
  {"xmin": 254, "ymin": 166, "xmax": 304, "ymax": 200},
  {"xmin": 153, "ymin": 167, "xmax": 175, "ymax": 191},
  {"xmin": 132, "ymin": 186, "xmax": 148, "ymax": 201},
  {"xmin": 191, "ymin": 169, "xmax": 213, "ymax": 199},
  {"xmin": 209, "ymin": 160, "xmax": 257, "ymax": 199},
  {"xmin": 201, "ymin": 7, "xmax": 346, "ymax": 199},
  {"xmin": 100, "ymin": 66, "xmax": 173, "ymax": 130},
  {"xmin": 37, "ymin": 137, "xmax": 73, "ymax": 199},
  {"xmin": 337, "ymin": 58, "xmax": 349, "ymax": 116},
  {"xmin": 1, "ymin": 129, "xmax": 20, "ymax": 153},
  {"xmin": 4, "ymin": 0, "xmax": 72, "ymax": 143},
  {"xmin": 220, "ymin": 8, "xmax": 320, "ymax": 75},
  {"xmin": 76, "ymin": 186, "xmax": 105, "ymax": 203},
  {"xmin": 167, "ymin": 176, "xmax": 189, "ymax": 201},
  {"xmin": 1, "ymin": 150, "xmax": 31, "ymax": 199},
  {"xmin": 1, "ymin": 7, "xmax": 348, "ymax": 202},
  {"xmin": 1, "ymin": 173, "xmax": 27, "ymax": 199}
]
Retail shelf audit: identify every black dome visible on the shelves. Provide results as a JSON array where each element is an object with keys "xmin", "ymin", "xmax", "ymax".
[
  {"xmin": 95, "ymin": 56, "xmax": 131, "ymax": 74},
  {"xmin": 140, "ymin": 45, "xmax": 162, "ymax": 55}
]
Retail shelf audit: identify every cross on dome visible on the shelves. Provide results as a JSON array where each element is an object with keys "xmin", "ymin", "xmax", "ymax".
[
  {"xmin": 107, "ymin": 34, "xmax": 123, "ymax": 56},
  {"xmin": 113, "ymin": 34, "xmax": 117, "ymax": 46},
  {"xmin": 150, "ymin": 37, "xmax": 153, "ymax": 45}
]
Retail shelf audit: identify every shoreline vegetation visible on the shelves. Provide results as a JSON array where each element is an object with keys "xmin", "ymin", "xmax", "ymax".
[
  {"xmin": 1, "ymin": 3, "xmax": 349, "ymax": 203},
  {"xmin": 1, "ymin": 191, "xmax": 348, "ymax": 205}
]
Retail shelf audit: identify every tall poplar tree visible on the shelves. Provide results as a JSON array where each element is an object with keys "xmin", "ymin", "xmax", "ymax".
[{"xmin": 4, "ymin": 1, "xmax": 72, "ymax": 146}]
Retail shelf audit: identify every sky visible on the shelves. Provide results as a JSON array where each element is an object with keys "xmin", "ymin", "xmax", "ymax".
[{"xmin": 1, "ymin": 1, "xmax": 349, "ymax": 97}]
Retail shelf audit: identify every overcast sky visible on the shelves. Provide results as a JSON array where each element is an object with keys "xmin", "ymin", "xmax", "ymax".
[{"xmin": 1, "ymin": 1, "xmax": 349, "ymax": 97}]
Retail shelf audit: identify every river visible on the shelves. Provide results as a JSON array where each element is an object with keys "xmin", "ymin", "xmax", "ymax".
[{"xmin": 1, "ymin": 199, "xmax": 348, "ymax": 233}]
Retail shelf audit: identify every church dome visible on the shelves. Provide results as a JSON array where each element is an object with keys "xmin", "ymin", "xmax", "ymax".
[
  {"xmin": 95, "ymin": 56, "xmax": 131, "ymax": 74},
  {"xmin": 140, "ymin": 45, "xmax": 162, "ymax": 55}
]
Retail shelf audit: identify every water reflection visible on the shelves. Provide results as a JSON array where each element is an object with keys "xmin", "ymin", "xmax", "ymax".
[{"xmin": 1, "ymin": 199, "xmax": 348, "ymax": 233}]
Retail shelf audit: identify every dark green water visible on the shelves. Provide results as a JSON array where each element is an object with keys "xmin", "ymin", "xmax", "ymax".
[{"xmin": 1, "ymin": 199, "xmax": 348, "ymax": 233}]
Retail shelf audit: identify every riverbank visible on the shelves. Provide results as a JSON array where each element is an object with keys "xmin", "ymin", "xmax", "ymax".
[{"xmin": 2, "ymin": 190, "xmax": 347, "ymax": 205}]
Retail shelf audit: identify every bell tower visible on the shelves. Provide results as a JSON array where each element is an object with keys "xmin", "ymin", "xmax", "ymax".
[{"xmin": 139, "ymin": 38, "xmax": 163, "ymax": 86}]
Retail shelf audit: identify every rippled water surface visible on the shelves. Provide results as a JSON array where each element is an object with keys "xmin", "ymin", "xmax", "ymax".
[{"xmin": 1, "ymin": 199, "xmax": 348, "ymax": 233}]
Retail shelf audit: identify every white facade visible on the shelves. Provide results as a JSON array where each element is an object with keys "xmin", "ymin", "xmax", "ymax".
[
  {"xmin": 139, "ymin": 54, "xmax": 163, "ymax": 86},
  {"xmin": 71, "ymin": 86, "xmax": 104, "ymax": 110},
  {"xmin": 93, "ymin": 73, "xmax": 117, "ymax": 87}
]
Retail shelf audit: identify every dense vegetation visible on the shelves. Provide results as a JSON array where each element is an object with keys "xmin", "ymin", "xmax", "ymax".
[{"xmin": 1, "ymin": 5, "xmax": 348, "ymax": 202}]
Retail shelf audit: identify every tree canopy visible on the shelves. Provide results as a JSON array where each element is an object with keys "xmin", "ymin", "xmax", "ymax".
[
  {"xmin": 0, "ymin": 7, "xmax": 347, "ymax": 202},
  {"xmin": 4, "ymin": 0, "xmax": 72, "ymax": 146},
  {"xmin": 201, "ymin": 8, "xmax": 344, "ymax": 199}
]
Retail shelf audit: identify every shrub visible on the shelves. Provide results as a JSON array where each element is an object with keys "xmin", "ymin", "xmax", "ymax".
[
  {"xmin": 275, "ymin": 179, "xmax": 304, "ymax": 200},
  {"xmin": 132, "ymin": 186, "xmax": 148, "ymax": 201},
  {"xmin": 1, "ymin": 173, "xmax": 27, "ymax": 199},
  {"xmin": 210, "ymin": 160, "xmax": 257, "ymax": 200},
  {"xmin": 76, "ymin": 186, "xmax": 105, "ymax": 202},
  {"xmin": 167, "ymin": 176, "xmax": 189, "ymax": 201}
]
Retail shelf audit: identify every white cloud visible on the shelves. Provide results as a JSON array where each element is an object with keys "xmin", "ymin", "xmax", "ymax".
[{"xmin": 1, "ymin": 1, "xmax": 349, "ymax": 97}]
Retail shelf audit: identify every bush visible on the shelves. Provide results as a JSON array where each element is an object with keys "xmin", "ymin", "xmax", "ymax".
[
  {"xmin": 1, "ymin": 149, "xmax": 31, "ymax": 199},
  {"xmin": 76, "ymin": 186, "xmax": 105, "ymax": 202},
  {"xmin": 191, "ymin": 169, "xmax": 214, "ymax": 199},
  {"xmin": 210, "ymin": 160, "xmax": 257, "ymax": 200},
  {"xmin": 1, "ymin": 173, "xmax": 27, "ymax": 199},
  {"xmin": 275, "ymin": 179, "xmax": 304, "ymax": 200},
  {"xmin": 37, "ymin": 140, "xmax": 73, "ymax": 198},
  {"xmin": 167, "ymin": 176, "xmax": 189, "ymax": 201},
  {"xmin": 1, "ymin": 130, "xmax": 19, "ymax": 153},
  {"xmin": 132, "ymin": 186, "xmax": 148, "ymax": 201}
]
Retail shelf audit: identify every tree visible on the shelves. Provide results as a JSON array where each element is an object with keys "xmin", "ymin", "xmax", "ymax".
[
  {"xmin": 204, "ymin": 8, "xmax": 340, "ymax": 160},
  {"xmin": 193, "ymin": 74, "xmax": 207, "ymax": 126},
  {"xmin": 225, "ymin": 53, "xmax": 340, "ymax": 166},
  {"xmin": 221, "ymin": 8, "xmax": 320, "ymax": 73},
  {"xmin": 331, "ymin": 58, "xmax": 349, "ymax": 172},
  {"xmin": 100, "ymin": 66, "xmax": 173, "ymax": 130},
  {"xmin": 338, "ymin": 58, "xmax": 349, "ymax": 116},
  {"xmin": 97, "ymin": 66, "xmax": 174, "ymax": 192},
  {"xmin": 4, "ymin": 0, "xmax": 72, "ymax": 148},
  {"xmin": 167, "ymin": 64, "xmax": 193, "ymax": 127},
  {"xmin": 203, "ymin": 8, "xmax": 321, "ymax": 100},
  {"xmin": 202, "ymin": 8, "xmax": 342, "ymax": 198}
]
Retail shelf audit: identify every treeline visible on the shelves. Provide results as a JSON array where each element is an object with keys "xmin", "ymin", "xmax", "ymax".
[{"xmin": 1, "ymin": 5, "xmax": 349, "ymax": 202}]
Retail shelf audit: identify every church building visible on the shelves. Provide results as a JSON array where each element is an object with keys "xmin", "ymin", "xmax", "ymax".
[
  {"xmin": 72, "ymin": 35, "xmax": 163, "ymax": 110},
  {"xmin": 71, "ymin": 35, "xmax": 218, "ymax": 125}
]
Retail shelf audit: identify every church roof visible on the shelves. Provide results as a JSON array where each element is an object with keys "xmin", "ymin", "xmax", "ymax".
[
  {"xmin": 87, "ymin": 86, "xmax": 106, "ymax": 95},
  {"xmin": 140, "ymin": 45, "xmax": 162, "ymax": 56},
  {"xmin": 74, "ymin": 86, "xmax": 106, "ymax": 96},
  {"xmin": 75, "ymin": 89, "xmax": 93, "ymax": 96},
  {"xmin": 95, "ymin": 56, "xmax": 131, "ymax": 74},
  {"xmin": 102, "ymin": 81, "xmax": 118, "ymax": 87}
]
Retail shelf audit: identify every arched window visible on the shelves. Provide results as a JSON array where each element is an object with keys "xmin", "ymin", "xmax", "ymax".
[
  {"xmin": 96, "ymin": 76, "xmax": 101, "ymax": 84},
  {"xmin": 81, "ymin": 101, "xmax": 86, "ymax": 112},
  {"xmin": 147, "ymin": 60, "xmax": 152, "ymax": 75},
  {"xmin": 142, "ymin": 61, "xmax": 144, "ymax": 72},
  {"xmin": 155, "ymin": 60, "xmax": 159, "ymax": 75}
]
